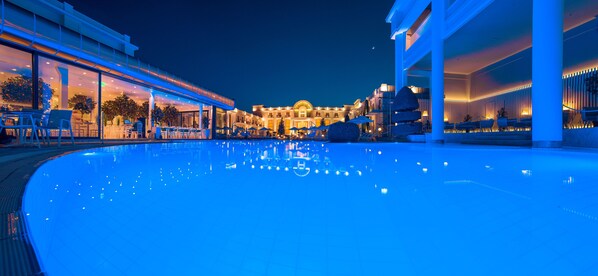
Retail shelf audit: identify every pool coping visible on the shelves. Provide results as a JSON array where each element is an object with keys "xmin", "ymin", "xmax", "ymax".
[{"xmin": 0, "ymin": 141, "xmax": 181, "ymax": 276}]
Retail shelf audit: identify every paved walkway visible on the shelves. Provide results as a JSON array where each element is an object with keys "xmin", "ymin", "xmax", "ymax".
[{"xmin": 0, "ymin": 140, "xmax": 167, "ymax": 276}]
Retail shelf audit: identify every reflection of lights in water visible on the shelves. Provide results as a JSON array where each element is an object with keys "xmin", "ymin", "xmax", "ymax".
[
  {"xmin": 336, "ymin": 171, "xmax": 340, "ymax": 175},
  {"xmin": 325, "ymin": 170, "xmax": 329, "ymax": 175},
  {"xmin": 422, "ymin": 168, "xmax": 428, "ymax": 173},
  {"xmin": 394, "ymin": 159, "xmax": 398, "ymax": 163},
  {"xmin": 521, "ymin": 170, "xmax": 532, "ymax": 176},
  {"xmin": 416, "ymin": 162, "xmax": 421, "ymax": 166},
  {"xmin": 485, "ymin": 165, "xmax": 492, "ymax": 169},
  {"xmin": 444, "ymin": 162, "xmax": 448, "ymax": 166},
  {"xmin": 381, "ymin": 188, "xmax": 388, "ymax": 194},
  {"xmin": 357, "ymin": 170, "xmax": 362, "ymax": 176},
  {"xmin": 564, "ymin": 176, "xmax": 574, "ymax": 184},
  {"xmin": 344, "ymin": 172, "xmax": 349, "ymax": 176},
  {"xmin": 378, "ymin": 151, "xmax": 382, "ymax": 155}
]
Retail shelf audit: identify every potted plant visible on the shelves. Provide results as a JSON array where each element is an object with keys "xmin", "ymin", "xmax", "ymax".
[
  {"xmin": 202, "ymin": 116, "xmax": 210, "ymax": 138},
  {"xmin": 151, "ymin": 106, "xmax": 164, "ymax": 139},
  {"xmin": 68, "ymin": 94, "xmax": 96, "ymax": 121},
  {"xmin": 496, "ymin": 107, "xmax": 508, "ymax": 131}
]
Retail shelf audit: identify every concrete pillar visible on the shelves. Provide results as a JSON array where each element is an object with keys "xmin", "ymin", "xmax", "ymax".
[
  {"xmin": 148, "ymin": 91, "xmax": 154, "ymax": 127},
  {"xmin": 430, "ymin": 0, "xmax": 445, "ymax": 143},
  {"xmin": 198, "ymin": 103, "xmax": 204, "ymax": 130},
  {"xmin": 532, "ymin": 0, "xmax": 563, "ymax": 148},
  {"xmin": 57, "ymin": 67, "xmax": 69, "ymax": 109},
  {"xmin": 395, "ymin": 32, "xmax": 407, "ymax": 90}
]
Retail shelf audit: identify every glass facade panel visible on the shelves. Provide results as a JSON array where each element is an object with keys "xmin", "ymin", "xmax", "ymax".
[
  {"xmin": 0, "ymin": 44, "xmax": 33, "ymax": 111},
  {"xmin": 38, "ymin": 56, "xmax": 99, "ymax": 137},
  {"xmin": 154, "ymin": 92, "xmax": 200, "ymax": 127},
  {"xmin": 101, "ymin": 75, "xmax": 151, "ymax": 139}
]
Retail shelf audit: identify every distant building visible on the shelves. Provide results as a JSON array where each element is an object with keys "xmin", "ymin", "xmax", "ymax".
[
  {"xmin": 252, "ymin": 100, "xmax": 356, "ymax": 135},
  {"xmin": 362, "ymin": 84, "xmax": 396, "ymax": 136}
]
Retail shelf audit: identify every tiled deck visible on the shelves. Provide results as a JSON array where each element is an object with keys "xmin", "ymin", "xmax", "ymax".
[{"xmin": 0, "ymin": 140, "xmax": 171, "ymax": 276}]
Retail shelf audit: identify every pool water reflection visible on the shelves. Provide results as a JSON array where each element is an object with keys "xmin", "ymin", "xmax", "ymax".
[{"xmin": 24, "ymin": 141, "xmax": 598, "ymax": 275}]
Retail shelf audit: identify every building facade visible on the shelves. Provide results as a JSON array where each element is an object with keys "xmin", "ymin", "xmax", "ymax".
[
  {"xmin": 253, "ymin": 100, "xmax": 356, "ymax": 135},
  {"xmin": 0, "ymin": 0, "xmax": 233, "ymax": 140},
  {"xmin": 387, "ymin": 0, "xmax": 598, "ymax": 147}
]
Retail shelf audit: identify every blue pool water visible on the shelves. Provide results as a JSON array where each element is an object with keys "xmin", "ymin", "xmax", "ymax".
[{"xmin": 24, "ymin": 141, "xmax": 598, "ymax": 275}]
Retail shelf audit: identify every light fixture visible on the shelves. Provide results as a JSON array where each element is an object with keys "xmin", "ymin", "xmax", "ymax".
[{"xmin": 422, "ymin": 111, "xmax": 428, "ymax": 117}]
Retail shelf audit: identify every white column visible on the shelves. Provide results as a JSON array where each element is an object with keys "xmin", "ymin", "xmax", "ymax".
[
  {"xmin": 198, "ymin": 103, "xmax": 204, "ymax": 130},
  {"xmin": 148, "ymin": 91, "xmax": 154, "ymax": 127},
  {"xmin": 57, "ymin": 67, "xmax": 69, "ymax": 108},
  {"xmin": 395, "ymin": 32, "xmax": 407, "ymax": 90},
  {"xmin": 532, "ymin": 0, "xmax": 563, "ymax": 148},
  {"xmin": 431, "ymin": 0, "xmax": 445, "ymax": 143}
]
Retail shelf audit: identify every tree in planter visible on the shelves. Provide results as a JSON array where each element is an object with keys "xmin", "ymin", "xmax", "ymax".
[
  {"xmin": 463, "ymin": 114, "xmax": 472, "ymax": 122},
  {"xmin": 101, "ymin": 94, "xmax": 139, "ymax": 125},
  {"xmin": 496, "ymin": 107, "xmax": 508, "ymax": 118},
  {"xmin": 138, "ymin": 101, "xmax": 150, "ymax": 119},
  {"xmin": 162, "ymin": 104, "xmax": 179, "ymax": 126},
  {"xmin": 277, "ymin": 119, "xmax": 285, "ymax": 136},
  {"xmin": 0, "ymin": 76, "xmax": 54, "ymax": 109},
  {"xmin": 152, "ymin": 106, "xmax": 164, "ymax": 126},
  {"xmin": 496, "ymin": 107, "xmax": 508, "ymax": 131},
  {"xmin": 202, "ymin": 116, "xmax": 210, "ymax": 129},
  {"xmin": 68, "ymin": 94, "xmax": 96, "ymax": 121}
]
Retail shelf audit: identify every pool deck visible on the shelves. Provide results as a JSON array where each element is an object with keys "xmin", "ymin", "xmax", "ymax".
[{"xmin": 0, "ymin": 140, "xmax": 170, "ymax": 276}]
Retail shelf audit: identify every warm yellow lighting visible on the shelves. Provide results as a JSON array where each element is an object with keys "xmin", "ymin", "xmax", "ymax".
[
  {"xmin": 377, "ymin": 127, "xmax": 382, "ymax": 131},
  {"xmin": 521, "ymin": 110, "xmax": 529, "ymax": 116},
  {"xmin": 444, "ymin": 117, "xmax": 449, "ymax": 122},
  {"xmin": 422, "ymin": 110, "xmax": 428, "ymax": 117}
]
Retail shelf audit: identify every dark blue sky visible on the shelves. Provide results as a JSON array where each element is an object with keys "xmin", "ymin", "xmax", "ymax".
[{"xmin": 66, "ymin": 0, "xmax": 396, "ymax": 111}]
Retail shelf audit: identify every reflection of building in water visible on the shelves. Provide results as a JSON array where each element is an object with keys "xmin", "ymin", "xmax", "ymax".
[{"xmin": 236, "ymin": 142, "xmax": 368, "ymax": 178}]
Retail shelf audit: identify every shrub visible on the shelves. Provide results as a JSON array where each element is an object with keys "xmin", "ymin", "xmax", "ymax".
[{"xmin": 328, "ymin": 122, "xmax": 360, "ymax": 142}]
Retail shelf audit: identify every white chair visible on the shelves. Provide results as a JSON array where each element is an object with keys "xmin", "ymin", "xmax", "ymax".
[
  {"xmin": 0, "ymin": 111, "xmax": 40, "ymax": 147},
  {"xmin": 38, "ymin": 110, "xmax": 74, "ymax": 147}
]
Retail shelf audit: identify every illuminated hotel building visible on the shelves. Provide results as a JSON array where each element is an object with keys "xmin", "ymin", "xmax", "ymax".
[
  {"xmin": 0, "ymin": 0, "xmax": 233, "ymax": 139},
  {"xmin": 252, "ymin": 100, "xmax": 357, "ymax": 135},
  {"xmin": 388, "ymin": 0, "xmax": 598, "ymax": 147}
]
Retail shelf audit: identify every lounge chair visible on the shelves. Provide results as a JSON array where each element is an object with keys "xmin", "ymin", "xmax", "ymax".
[
  {"xmin": 582, "ymin": 107, "xmax": 598, "ymax": 127},
  {"xmin": 37, "ymin": 109, "xmax": 74, "ymax": 147}
]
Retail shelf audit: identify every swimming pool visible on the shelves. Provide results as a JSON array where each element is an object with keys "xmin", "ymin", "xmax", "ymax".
[{"xmin": 24, "ymin": 141, "xmax": 598, "ymax": 275}]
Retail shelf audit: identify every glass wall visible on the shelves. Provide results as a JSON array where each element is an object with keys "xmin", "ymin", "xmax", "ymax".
[
  {"xmin": 0, "ymin": 44, "xmax": 33, "ymax": 111},
  {"xmin": 154, "ymin": 92, "xmax": 201, "ymax": 127},
  {"xmin": 101, "ymin": 75, "xmax": 151, "ymax": 139},
  {"xmin": 38, "ymin": 56, "xmax": 99, "ymax": 137}
]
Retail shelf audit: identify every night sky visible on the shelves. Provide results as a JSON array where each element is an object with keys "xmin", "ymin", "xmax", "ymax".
[{"xmin": 65, "ymin": 0, "xmax": 396, "ymax": 111}]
